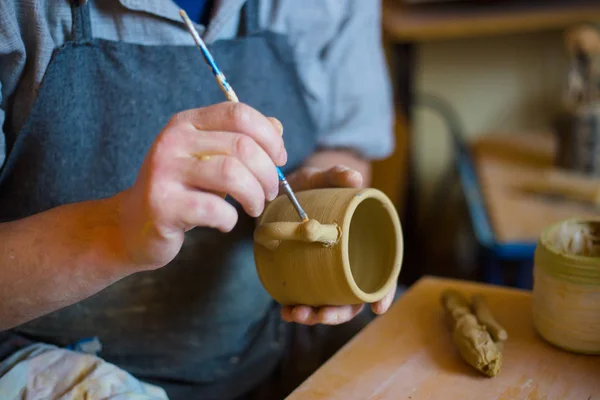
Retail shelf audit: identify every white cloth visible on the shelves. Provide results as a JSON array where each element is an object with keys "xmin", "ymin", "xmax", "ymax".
[{"xmin": 0, "ymin": 343, "xmax": 168, "ymax": 400}]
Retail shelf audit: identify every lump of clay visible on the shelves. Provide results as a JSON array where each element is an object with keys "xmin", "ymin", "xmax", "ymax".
[
  {"xmin": 471, "ymin": 294, "xmax": 508, "ymax": 343},
  {"xmin": 441, "ymin": 289, "xmax": 503, "ymax": 377}
]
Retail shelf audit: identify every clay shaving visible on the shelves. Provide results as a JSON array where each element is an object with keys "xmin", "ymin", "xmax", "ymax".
[{"xmin": 550, "ymin": 220, "xmax": 600, "ymax": 257}]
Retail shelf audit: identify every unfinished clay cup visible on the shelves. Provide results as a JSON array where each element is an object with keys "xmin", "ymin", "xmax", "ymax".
[{"xmin": 253, "ymin": 188, "xmax": 403, "ymax": 306}]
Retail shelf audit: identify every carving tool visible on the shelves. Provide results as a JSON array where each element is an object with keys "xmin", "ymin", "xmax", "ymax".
[{"xmin": 179, "ymin": 10, "xmax": 309, "ymax": 222}]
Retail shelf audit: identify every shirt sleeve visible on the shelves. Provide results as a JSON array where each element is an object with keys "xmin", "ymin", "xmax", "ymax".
[
  {"xmin": 316, "ymin": 0, "xmax": 395, "ymax": 160},
  {"xmin": 0, "ymin": 1, "xmax": 27, "ymax": 170},
  {"xmin": 0, "ymin": 1, "xmax": 71, "ymax": 171}
]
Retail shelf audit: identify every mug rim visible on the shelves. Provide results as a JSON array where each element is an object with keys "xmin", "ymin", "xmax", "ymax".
[{"xmin": 340, "ymin": 188, "xmax": 404, "ymax": 303}]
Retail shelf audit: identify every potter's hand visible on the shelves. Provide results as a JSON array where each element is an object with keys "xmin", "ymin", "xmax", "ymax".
[
  {"xmin": 279, "ymin": 165, "xmax": 397, "ymax": 325},
  {"xmin": 283, "ymin": 165, "xmax": 364, "ymax": 191},
  {"xmin": 117, "ymin": 102, "xmax": 285, "ymax": 269},
  {"xmin": 280, "ymin": 282, "xmax": 397, "ymax": 325}
]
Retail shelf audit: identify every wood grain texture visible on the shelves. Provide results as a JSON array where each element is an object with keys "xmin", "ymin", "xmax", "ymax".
[
  {"xmin": 472, "ymin": 132, "xmax": 600, "ymax": 243},
  {"xmin": 288, "ymin": 276, "xmax": 600, "ymax": 400},
  {"xmin": 382, "ymin": 0, "xmax": 600, "ymax": 42}
]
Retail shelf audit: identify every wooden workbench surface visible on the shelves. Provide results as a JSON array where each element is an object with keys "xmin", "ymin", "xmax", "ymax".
[
  {"xmin": 472, "ymin": 132, "xmax": 600, "ymax": 243},
  {"xmin": 288, "ymin": 277, "xmax": 600, "ymax": 399},
  {"xmin": 383, "ymin": 0, "xmax": 600, "ymax": 42}
]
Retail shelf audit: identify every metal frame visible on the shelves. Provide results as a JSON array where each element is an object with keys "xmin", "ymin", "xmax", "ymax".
[{"xmin": 419, "ymin": 94, "xmax": 536, "ymax": 288}]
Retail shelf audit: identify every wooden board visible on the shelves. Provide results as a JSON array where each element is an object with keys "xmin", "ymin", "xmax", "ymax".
[
  {"xmin": 382, "ymin": 0, "xmax": 600, "ymax": 42},
  {"xmin": 472, "ymin": 132, "xmax": 600, "ymax": 243},
  {"xmin": 288, "ymin": 277, "xmax": 600, "ymax": 399}
]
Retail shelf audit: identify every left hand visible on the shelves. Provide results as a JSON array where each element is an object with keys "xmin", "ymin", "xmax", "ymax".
[{"xmin": 278, "ymin": 165, "xmax": 397, "ymax": 325}]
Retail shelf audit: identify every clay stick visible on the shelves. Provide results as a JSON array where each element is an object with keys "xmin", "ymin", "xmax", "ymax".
[
  {"xmin": 254, "ymin": 219, "xmax": 340, "ymax": 250},
  {"xmin": 441, "ymin": 289, "xmax": 471, "ymax": 320},
  {"xmin": 441, "ymin": 290, "xmax": 502, "ymax": 377},
  {"xmin": 471, "ymin": 294, "xmax": 508, "ymax": 342}
]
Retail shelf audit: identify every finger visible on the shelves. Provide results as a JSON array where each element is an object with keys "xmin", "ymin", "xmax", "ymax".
[
  {"xmin": 176, "ymin": 102, "xmax": 287, "ymax": 166},
  {"xmin": 184, "ymin": 131, "xmax": 280, "ymax": 201},
  {"xmin": 268, "ymin": 117, "xmax": 283, "ymax": 136},
  {"xmin": 184, "ymin": 155, "xmax": 266, "ymax": 217},
  {"xmin": 290, "ymin": 305, "xmax": 318, "ymax": 326},
  {"xmin": 280, "ymin": 306, "xmax": 293, "ymax": 322},
  {"xmin": 173, "ymin": 191, "xmax": 239, "ymax": 232},
  {"xmin": 327, "ymin": 165, "xmax": 363, "ymax": 188},
  {"xmin": 317, "ymin": 304, "xmax": 364, "ymax": 325},
  {"xmin": 288, "ymin": 165, "xmax": 363, "ymax": 192},
  {"xmin": 371, "ymin": 282, "xmax": 397, "ymax": 315}
]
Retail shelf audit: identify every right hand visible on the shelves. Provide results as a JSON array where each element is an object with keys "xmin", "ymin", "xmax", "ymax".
[{"xmin": 116, "ymin": 102, "xmax": 286, "ymax": 270}]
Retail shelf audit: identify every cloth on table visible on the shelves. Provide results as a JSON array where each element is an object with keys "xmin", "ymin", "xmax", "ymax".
[{"xmin": 0, "ymin": 342, "xmax": 168, "ymax": 399}]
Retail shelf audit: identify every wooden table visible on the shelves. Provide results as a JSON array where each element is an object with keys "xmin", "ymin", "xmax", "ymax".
[
  {"xmin": 288, "ymin": 277, "xmax": 600, "ymax": 399},
  {"xmin": 472, "ymin": 132, "xmax": 600, "ymax": 244}
]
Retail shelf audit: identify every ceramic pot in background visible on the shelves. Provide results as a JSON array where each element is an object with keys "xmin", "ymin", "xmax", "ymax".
[
  {"xmin": 253, "ymin": 188, "xmax": 403, "ymax": 306},
  {"xmin": 532, "ymin": 218, "xmax": 600, "ymax": 354}
]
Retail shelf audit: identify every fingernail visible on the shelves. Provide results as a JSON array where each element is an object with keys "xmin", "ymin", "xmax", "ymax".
[
  {"xmin": 270, "ymin": 117, "xmax": 283, "ymax": 136},
  {"xmin": 249, "ymin": 203, "xmax": 264, "ymax": 218},
  {"xmin": 350, "ymin": 170, "xmax": 363, "ymax": 183},
  {"xmin": 292, "ymin": 306, "xmax": 314, "ymax": 323},
  {"xmin": 372, "ymin": 303, "xmax": 382, "ymax": 315},
  {"xmin": 267, "ymin": 184, "xmax": 279, "ymax": 201},
  {"xmin": 318, "ymin": 307, "xmax": 344, "ymax": 325},
  {"xmin": 280, "ymin": 148, "xmax": 288, "ymax": 166}
]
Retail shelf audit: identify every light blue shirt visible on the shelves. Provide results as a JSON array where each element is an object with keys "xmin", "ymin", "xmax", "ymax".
[{"xmin": 0, "ymin": 0, "xmax": 394, "ymax": 168}]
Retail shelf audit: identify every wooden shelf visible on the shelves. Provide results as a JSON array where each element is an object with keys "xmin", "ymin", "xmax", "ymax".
[{"xmin": 383, "ymin": 0, "xmax": 600, "ymax": 42}]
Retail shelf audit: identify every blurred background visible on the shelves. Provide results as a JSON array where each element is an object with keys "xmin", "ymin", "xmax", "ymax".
[{"xmin": 371, "ymin": 0, "xmax": 600, "ymax": 290}]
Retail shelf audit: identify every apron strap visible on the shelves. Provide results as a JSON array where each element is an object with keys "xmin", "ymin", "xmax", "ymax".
[
  {"xmin": 241, "ymin": 0, "xmax": 260, "ymax": 36},
  {"xmin": 71, "ymin": 0, "xmax": 93, "ymax": 43}
]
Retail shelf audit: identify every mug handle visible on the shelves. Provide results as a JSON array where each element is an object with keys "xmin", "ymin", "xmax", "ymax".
[{"xmin": 254, "ymin": 219, "xmax": 341, "ymax": 250}]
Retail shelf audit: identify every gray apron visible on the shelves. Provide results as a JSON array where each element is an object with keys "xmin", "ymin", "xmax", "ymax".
[{"xmin": 0, "ymin": 0, "xmax": 317, "ymax": 398}]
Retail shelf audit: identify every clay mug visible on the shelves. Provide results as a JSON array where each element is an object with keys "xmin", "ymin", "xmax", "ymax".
[{"xmin": 253, "ymin": 188, "xmax": 403, "ymax": 306}]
